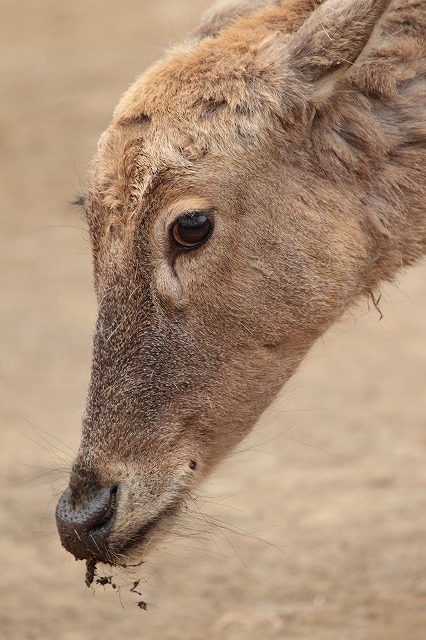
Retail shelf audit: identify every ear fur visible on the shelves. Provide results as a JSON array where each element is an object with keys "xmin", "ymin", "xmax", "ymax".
[
  {"xmin": 282, "ymin": 0, "xmax": 393, "ymax": 104},
  {"xmin": 192, "ymin": 0, "xmax": 278, "ymax": 40}
]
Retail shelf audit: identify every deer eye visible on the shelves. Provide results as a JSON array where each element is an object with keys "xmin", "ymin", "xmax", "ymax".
[{"xmin": 171, "ymin": 212, "xmax": 213, "ymax": 250}]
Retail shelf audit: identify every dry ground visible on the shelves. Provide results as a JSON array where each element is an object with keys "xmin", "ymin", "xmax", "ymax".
[{"xmin": 1, "ymin": 1, "xmax": 425, "ymax": 639}]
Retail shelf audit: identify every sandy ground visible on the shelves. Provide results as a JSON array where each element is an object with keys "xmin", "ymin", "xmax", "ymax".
[{"xmin": 1, "ymin": 1, "xmax": 426, "ymax": 639}]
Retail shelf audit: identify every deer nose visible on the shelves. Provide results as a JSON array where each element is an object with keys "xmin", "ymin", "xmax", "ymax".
[{"xmin": 56, "ymin": 485, "xmax": 118, "ymax": 561}]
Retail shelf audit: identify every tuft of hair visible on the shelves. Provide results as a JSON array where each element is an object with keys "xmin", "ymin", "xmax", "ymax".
[{"xmin": 71, "ymin": 194, "xmax": 86, "ymax": 207}]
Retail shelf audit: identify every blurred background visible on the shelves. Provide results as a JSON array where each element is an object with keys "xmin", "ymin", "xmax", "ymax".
[{"xmin": 1, "ymin": 1, "xmax": 426, "ymax": 638}]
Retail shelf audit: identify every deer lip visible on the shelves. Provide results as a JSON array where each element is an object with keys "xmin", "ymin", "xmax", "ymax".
[
  {"xmin": 117, "ymin": 518, "xmax": 160, "ymax": 557},
  {"xmin": 80, "ymin": 499, "xmax": 180, "ymax": 568},
  {"xmin": 77, "ymin": 518, "xmax": 157, "ymax": 568},
  {"xmin": 78, "ymin": 479, "xmax": 190, "ymax": 567},
  {"xmin": 112, "ymin": 503, "xmax": 180, "ymax": 563}
]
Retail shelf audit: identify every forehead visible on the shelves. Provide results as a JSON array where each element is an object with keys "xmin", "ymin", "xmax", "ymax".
[
  {"xmin": 89, "ymin": 108, "xmax": 258, "ymax": 218},
  {"xmin": 88, "ymin": 22, "xmax": 286, "ymax": 215}
]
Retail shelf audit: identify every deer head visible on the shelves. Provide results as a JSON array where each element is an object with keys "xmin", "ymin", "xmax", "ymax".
[{"xmin": 56, "ymin": 0, "xmax": 396, "ymax": 569}]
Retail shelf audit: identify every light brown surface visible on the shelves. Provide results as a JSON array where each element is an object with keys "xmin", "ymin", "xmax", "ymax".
[{"xmin": 1, "ymin": 1, "xmax": 425, "ymax": 638}]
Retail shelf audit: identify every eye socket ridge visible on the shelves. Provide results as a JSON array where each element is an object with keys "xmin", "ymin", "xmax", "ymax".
[{"xmin": 170, "ymin": 210, "xmax": 214, "ymax": 251}]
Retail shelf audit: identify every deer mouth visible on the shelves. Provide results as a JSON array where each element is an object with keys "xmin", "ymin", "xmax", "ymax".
[
  {"xmin": 83, "ymin": 508, "xmax": 174, "ymax": 586},
  {"xmin": 84, "ymin": 509, "xmax": 176, "ymax": 587},
  {"xmin": 101, "ymin": 500, "xmax": 182, "ymax": 569},
  {"xmin": 56, "ymin": 461, "xmax": 196, "ymax": 579},
  {"xmin": 57, "ymin": 481, "xmax": 182, "ymax": 572}
]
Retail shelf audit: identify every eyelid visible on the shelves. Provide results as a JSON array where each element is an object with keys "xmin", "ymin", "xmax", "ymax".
[
  {"xmin": 169, "ymin": 208, "xmax": 214, "ymax": 221},
  {"xmin": 167, "ymin": 209, "xmax": 215, "ymax": 235},
  {"xmin": 163, "ymin": 198, "xmax": 215, "ymax": 231}
]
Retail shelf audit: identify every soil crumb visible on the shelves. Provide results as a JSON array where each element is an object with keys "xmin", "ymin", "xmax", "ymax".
[
  {"xmin": 130, "ymin": 580, "xmax": 142, "ymax": 596},
  {"xmin": 96, "ymin": 576, "xmax": 117, "ymax": 589}
]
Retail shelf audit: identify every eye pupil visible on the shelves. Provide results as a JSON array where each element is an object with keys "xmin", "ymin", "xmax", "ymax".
[{"xmin": 172, "ymin": 212, "xmax": 212, "ymax": 249}]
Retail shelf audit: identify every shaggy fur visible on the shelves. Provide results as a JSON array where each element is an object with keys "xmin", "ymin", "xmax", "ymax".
[{"xmin": 57, "ymin": 0, "xmax": 426, "ymax": 568}]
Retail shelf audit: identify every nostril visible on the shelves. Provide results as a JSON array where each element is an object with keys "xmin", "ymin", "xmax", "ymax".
[
  {"xmin": 90, "ymin": 485, "xmax": 118, "ymax": 531},
  {"xmin": 56, "ymin": 484, "xmax": 118, "ymax": 561}
]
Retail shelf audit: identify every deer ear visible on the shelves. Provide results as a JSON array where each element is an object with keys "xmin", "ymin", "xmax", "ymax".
[{"xmin": 283, "ymin": 0, "xmax": 392, "ymax": 104}]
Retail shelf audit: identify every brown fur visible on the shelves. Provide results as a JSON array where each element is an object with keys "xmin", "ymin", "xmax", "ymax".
[{"xmin": 57, "ymin": 0, "xmax": 426, "ymax": 568}]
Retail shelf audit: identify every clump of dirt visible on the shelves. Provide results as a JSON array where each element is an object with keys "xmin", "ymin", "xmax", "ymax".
[
  {"xmin": 85, "ymin": 565, "xmax": 148, "ymax": 611},
  {"xmin": 85, "ymin": 559, "xmax": 97, "ymax": 588},
  {"xmin": 96, "ymin": 576, "xmax": 117, "ymax": 590}
]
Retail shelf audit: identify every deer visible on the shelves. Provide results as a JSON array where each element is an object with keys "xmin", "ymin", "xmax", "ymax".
[{"xmin": 56, "ymin": 0, "xmax": 426, "ymax": 583}]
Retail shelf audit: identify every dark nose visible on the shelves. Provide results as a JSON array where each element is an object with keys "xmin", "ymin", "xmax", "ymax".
[{"xmin": 56, "ymin": 484, "xmax": 117, "ymax": 561}]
